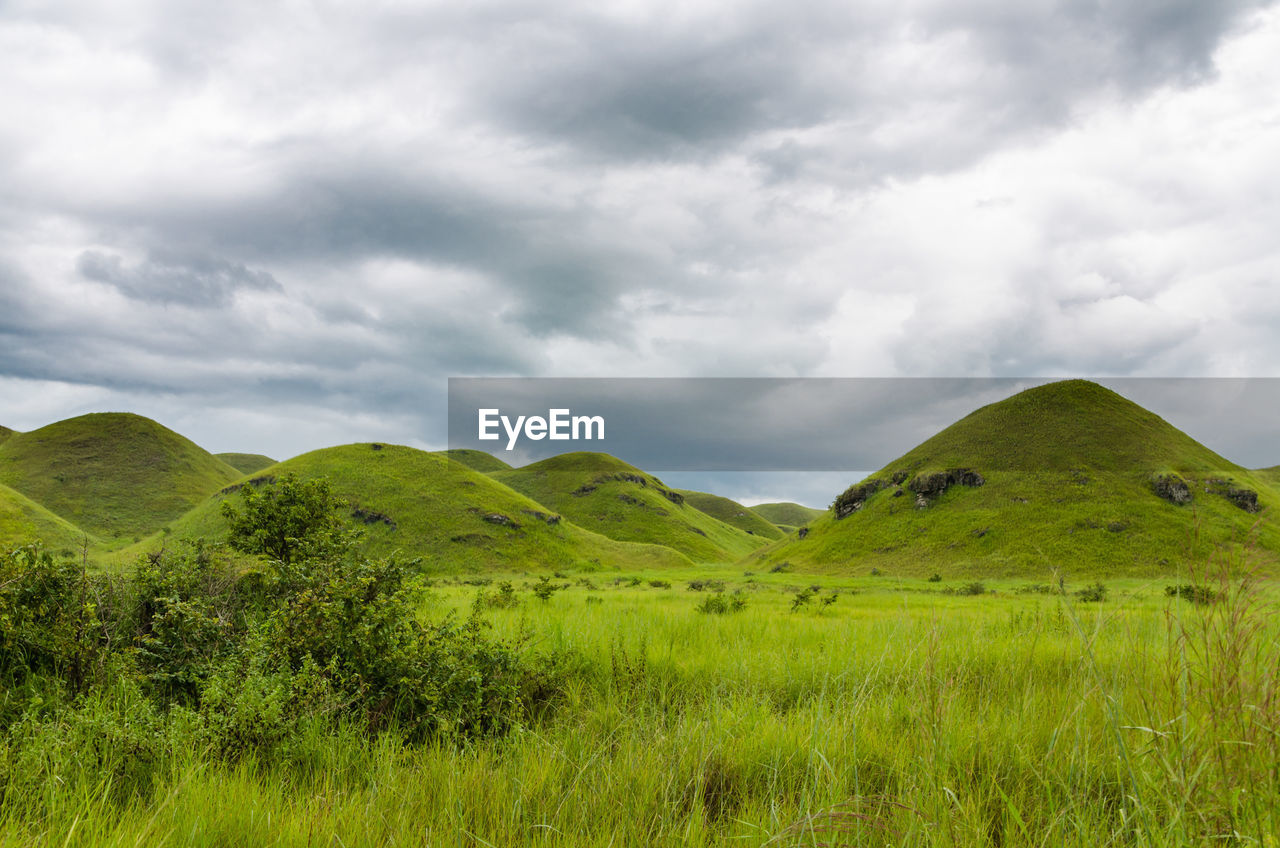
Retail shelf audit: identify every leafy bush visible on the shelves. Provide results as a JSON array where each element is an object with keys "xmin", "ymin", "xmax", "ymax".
[
  {"xmin": 696, "ymin": 592, "xmax": 747, "ymax": 614},
  {"xmin": 531, "ymin": 575, "xmax": 566, "ymax": 602},
  {"xmin": 1075, "ymin": 582, "xmax": 1108, "ymax": 603},
  {"xmin": 482, "ymin": 581, "xmax": 520, "ymax": 609},
  {"xmin": 1165, "ymin": 583, "xmax": 1218, "ymax": 605},
  {"xmin": 221, "ymin": 473, "xmax": 360, "ymax": 569},
  {"xmin": 687, "ymin": 579, "xmax": 726, "ymax": 592},
  {"xmin": 647, "ymin": 579, "xmax": 671, "ymax": 589}
]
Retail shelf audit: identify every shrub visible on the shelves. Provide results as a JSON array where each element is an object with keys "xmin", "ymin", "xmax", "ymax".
[
  {"xmin": 221, "ymin": 473, "xmax": 360, "ymax": 570},
  {"xmin": 482, "ymin": 581, "xmax": 520, "ymax": 609},
  {"xmin": 1075, "ymin": 582, "xmax": 1108, "ymax": 603},
  {"xmin": 696, "ymin": 592, "xmax": 747, "ymax": 614},
  {"xmin": 687, "ymin": 579, "xmax": 726, "ymax": 592},
  {"xmin": 647, "ymin": 579, "xmax": 671, "ymax": 589},
  {"xmin": 790, "ymin": 588, "xmax": 815, "ymax": 612},
  {"xmin": 927, "ymin": 573, "xmax": 942, "ymax": 583},
  {"xmin": 1165, "ymin": 583, "xmax": 1218, "ymax": 605},
  {"xmin": 531, "ymin": 575, "xmax": 565, "ymax": 602}
]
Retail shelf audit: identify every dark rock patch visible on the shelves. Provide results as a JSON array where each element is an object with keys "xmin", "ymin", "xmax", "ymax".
[
  {"xmin": 907, "ymin": 469, "xmax": 984, "ymax": 508},
  {"xmin": 521, "ymin": 509, "xmax": 562, "ymax": 525},
  {"xmin": 1224, "ymin": 487, "xmax": 1260, "ymax": 513},
  {"xmin": 833, "ymin": 479, "xmax": 885, "ymax": 518},
  {"xmin": 219, "ymin": 474, "xmax": 276, "ymax": 495},
  {"xmin": 351, "ymin": 506, "xmax": 395, "ymax": 528},
  {"xmin": 797, "ymin": 527, "xmax": 809, "ymax": 539},
  {"xmin": 1152, "ymin": 474, "xmax": 1192, "ymax": 505},
  {"xmin": 482, "ymin": 513, "xmax": 521, "ymax": 529}
]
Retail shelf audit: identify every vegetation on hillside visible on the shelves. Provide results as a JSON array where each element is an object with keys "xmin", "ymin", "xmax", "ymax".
[
  {"xmin": 443, "ymin": 448, "xmax": 514, "ymax": 473},
  {"xmin": 492, "ymin": 452, "xmax": 766, "ymax": 562},
  {"xmin": 0, "ymin": 481, "xmax": 95, "ymax": 554},
  {"xmin": 0, "ymin": 413, "xmax": 240, "ymax": 543},
  {"xmin": 677, "ymin": 489, "xmax": 784, "ymax": 540},
  {"xmin": 214, "ymin": 452, "xmax": 276, "ymax": 475},
  {"xmin": 151, "ymin": 444, "xmax": 690, "ymax": 572},
  {"xmin": 749, "ymin": 501, "xmax": 824, "ymax": 527},
  {"xmin": 753, "ymin": 381, "xmax": 1279, "ymax": 576}
]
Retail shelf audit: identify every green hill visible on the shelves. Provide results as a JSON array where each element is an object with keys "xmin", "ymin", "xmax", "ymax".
[
  {"xmin": 491, "ymin": 453, "xmax": 769, "ymax": 562},
  {"xmin": 1257, "ymin": 466, "xmax": 1280, "ymax": 490},
  {"xmin": 0, "ymin": 426, "xmax": 14, "ymax": 447},
  {"xmin": 153, "ymin": 443, "xmax": 688, "ymax": 572},
  {"xmin": 0, "ymin": 413, "xmax": 241, "ymax": 544},
  {"xmin": 444, "ymin": 449, "xmax": 514, "ymax": 473},
  {"xmin": 750, "ymin": 502, "xmax": 824, "ymax": 528},
  {"xmin": 678, "ymin": 490, "xmax": 784, "ymax": 540},
  {"xmin": 750, "ymin": 380, "xmax": 1279, "ymax": 577},
  {"xmin": 215, "ymin": 453, "xmax": 277, "ymax": 475},
  {"xmin": 0, "ymin": 481, "xmax": 97, "ymax": 554}
]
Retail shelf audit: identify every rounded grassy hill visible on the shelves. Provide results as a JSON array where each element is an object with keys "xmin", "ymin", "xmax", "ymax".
[
  {"xmin": 490, "ymin": 452, "xmax": 769, "ymax": 563},
  {"xmin": 0, "ymin": 413, "xmax": 241, "ymax": 544},
  {"xmin": 153, "ymin": 443, "xmax": 689, "ymax": 572},
  {"xmin": 750, "ymin": 380, "xmax": 1279, "ymax": 577}
]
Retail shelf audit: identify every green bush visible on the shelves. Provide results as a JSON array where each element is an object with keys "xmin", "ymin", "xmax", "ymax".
[
  {"xmin": 1165, "ymin": 583, "xmax": 1217, "ymax": 605},
  {"xmin": 696, "ymin": 592, "xmax": 747, "ymax": 614},
  {"xmin": 1075, "ymin": 582, "xmax": 1108, "ymax": 603}
]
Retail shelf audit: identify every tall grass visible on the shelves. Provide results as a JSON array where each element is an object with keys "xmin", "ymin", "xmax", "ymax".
[{"xmin": 2, "ymin": 566, "xmax": 1276, "ymax": 846}]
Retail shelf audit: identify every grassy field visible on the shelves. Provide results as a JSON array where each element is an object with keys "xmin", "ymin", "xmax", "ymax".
[{"xmin": 4, "ymin": 554, "xmax": 1275, "ymax": 847}]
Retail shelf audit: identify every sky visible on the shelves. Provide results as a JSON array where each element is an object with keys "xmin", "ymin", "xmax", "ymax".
[{"xmin": 2, "ymin": 0, "xmax": 1279, "ymax": 507}]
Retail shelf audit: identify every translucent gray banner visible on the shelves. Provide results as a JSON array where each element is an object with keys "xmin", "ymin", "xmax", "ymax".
[{"xmin": 446, "ymin": 377, "xmax": 1280, "ymax": 472}]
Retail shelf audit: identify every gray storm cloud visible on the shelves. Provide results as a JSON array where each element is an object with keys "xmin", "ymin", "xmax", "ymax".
[{"xmin": 1, "ymin": 0, "xmax": 1278, "ymax": 503}]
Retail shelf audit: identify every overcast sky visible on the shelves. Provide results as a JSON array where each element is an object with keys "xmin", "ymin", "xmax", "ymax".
[{"xmin": 2, "ymin": 0, "xmax": 1278, "ymax": 506}]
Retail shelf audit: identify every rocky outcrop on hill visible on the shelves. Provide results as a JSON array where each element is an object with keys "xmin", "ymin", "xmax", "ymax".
[{"xmin": 1152, "ymin": 474, "xmax": 1192, "ymax": 505}]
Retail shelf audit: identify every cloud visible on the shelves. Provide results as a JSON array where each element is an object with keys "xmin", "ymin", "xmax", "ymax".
[
  {"xmin": 1, "ymin": 0, "xmax": 1279, "ymax": 505},
  {"xmin": 76, "ymin": 250, "xmax": 281, "ymax": 307}
]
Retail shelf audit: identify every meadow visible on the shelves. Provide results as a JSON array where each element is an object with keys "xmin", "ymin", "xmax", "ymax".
[{"xmin": 2, "ymin": 554, "xmax": 1275, "ymax": 847}]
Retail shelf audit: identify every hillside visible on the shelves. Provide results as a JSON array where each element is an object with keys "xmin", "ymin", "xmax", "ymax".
[
  {"xmin": 215, "ymin": 453, "xmax": 277, "ymax": 475},
  {"xmin": 444, "ymin": 449, "xmax": 513, "ymax": 473},
  {"xmin": 0, "ymin": 481, "xmax": 97, "ymax": 553},
  {"xmin": 0, "ymin": 426, "xmax": 14, "ymax": 447},
  {"xmin": 750, "ymin": 502, "xmax": 824, "ymax": 528},
  {"xmin": 0, "ymin": 413, "xmax": 241, "ymax": 543},
  {"xmin": 491, "ymin": 453, "xmax": 769, "ymax": 562},
  {"xmin": 154, "ymin": 443, "xmax": 689, "ymax": 572},
  {"xmin": 678, "ymin": 490, "xmax": 784, "ymax": 540},
  {"xmin": 750, "ymin": 380, "xmax": 1279, "ymax": 577}
]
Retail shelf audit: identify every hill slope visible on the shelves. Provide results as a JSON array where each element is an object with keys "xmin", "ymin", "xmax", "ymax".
[
  {"xmin": 155, "ymin": 443, "xmax": 689, "ymax": 572},
  {"xmin": 491, "ymin": 453, "xmax": 769, "ymax": 562},
  {"xmin": 0, "ymin": 481, "xmax": 97, "ymax": 553},
  {"xmin": 0, "ymin": 413, "xmax": 241, "ymax": 543},
  {"xmin": 750, "ymin": 502, "xmax": 824, "ymax": 528},
  {"xmin": 678, "ymin": 490, "xmax": 784, "ymax": 540},
  {"xmin": 751, "ymin": 380, "xmax": 1279, "ymax": 577},
  {"xmin": 215, "ymin": 453, "xmax": 277, "ymax": 475},
  {"xmin": 0, "ymin": 426, "xmax": 14, "ymax": 448},
  {"xmin": 444, "ymin": 449, "xmax": 514, "ymax": 473}
]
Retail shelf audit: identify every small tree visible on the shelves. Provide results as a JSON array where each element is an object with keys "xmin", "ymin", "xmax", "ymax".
[{"xmin": 221, "ymin": 473, "xmax": 359, "ymax": 570}]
